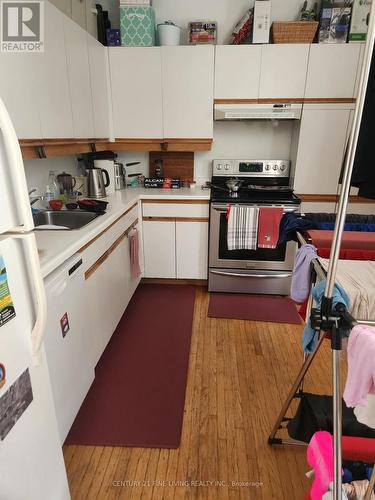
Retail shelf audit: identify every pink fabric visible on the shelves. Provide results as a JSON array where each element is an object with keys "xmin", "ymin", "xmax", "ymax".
[
  {"xmin": 344, "ymin": 325, "xmax": 375, "ymax": 408},
  {"xmin": 307, "ymin": 431, "xmax": 335, "ymax": 500},
  {"xmin": 129, "ymin": 229, "xmax": 141, "ymax": 279},
  {"xmin": 308, "ymin": 230, "xmax": 375, "ymax": 250},
  {"xmin": 257, "ymin": 207, "xmax": 284, "ymax": 249}
]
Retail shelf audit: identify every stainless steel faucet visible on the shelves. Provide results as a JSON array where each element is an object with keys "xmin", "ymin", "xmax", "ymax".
[{"xmin": 29, "ymin": 189, "xmax": 39, "ymax": 206}]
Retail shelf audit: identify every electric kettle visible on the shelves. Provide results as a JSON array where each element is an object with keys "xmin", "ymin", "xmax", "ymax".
[{"xmin": 86, "ymin": 168, "xmax": 110, "ymax": 198}]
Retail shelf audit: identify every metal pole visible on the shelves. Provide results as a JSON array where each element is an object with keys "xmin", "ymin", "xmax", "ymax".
[
  {"xmin": 333, "ymin": 346, "xmax": 342, "ymax": 500},
  {"xmin": 322, "ymin": 3, "xmax": 375, "ymax": 498}
]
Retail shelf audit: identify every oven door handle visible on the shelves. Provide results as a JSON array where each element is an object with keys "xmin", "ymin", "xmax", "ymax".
[
  {"xmin": 211, "ymin": 205, "xmax": 299, "ymax": 213},
  {"xmin": 210, "ymin": 270, "xmax": 293, "ymax": 279}
]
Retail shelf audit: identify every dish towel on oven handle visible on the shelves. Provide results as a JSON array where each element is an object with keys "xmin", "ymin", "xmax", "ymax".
[
  {"xmin": 227, "ymin": 205, "xmax": 259, "ymax": 251},
  {"xmin": 129, "ymin": 228, "xmax": 141, "ymax": 279},
  {"xmin": 257, "ymin": 207, "xmax": 284, "ymax": 249}
]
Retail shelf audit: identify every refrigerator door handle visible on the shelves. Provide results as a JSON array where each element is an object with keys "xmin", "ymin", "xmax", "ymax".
[
  {"xmin": 14, "ymin": 233, "xmax": 47, "ymax": 365},
  {"xmin": 0, "ymin": 98, "xmax": 34, "ymax": 232}
]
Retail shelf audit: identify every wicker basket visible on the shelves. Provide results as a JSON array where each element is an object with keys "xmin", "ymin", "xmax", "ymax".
[{"xmin": 272, "ymin": 21, "xmax": 319, "ymax": 44}]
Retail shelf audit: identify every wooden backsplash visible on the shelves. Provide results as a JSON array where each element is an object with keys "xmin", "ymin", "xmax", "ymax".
[{"xmin": 149, "ymin": 152, "xmax": 194, "ymax": 180}]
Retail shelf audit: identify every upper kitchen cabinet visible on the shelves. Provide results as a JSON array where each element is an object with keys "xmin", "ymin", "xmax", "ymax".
[
  {"xmin": 259, "ymin": 44, "xmax": 309, "ymax": 100},
  {"xmin": 37, "ymin": 2, "xmax": 73, "ymax": 138},
  {"xmin": 0, "ymin": 53, "xmax": 42, "ymax": 138},
  {"xmin": 293, "ymin": 105, "xmax": 353, "ymax": 194},
  {"xmin": 109, "ymin": 47, "xmax": 163, "ymax": 139},
  {"xmin": 214, "ymin": 46, "xmax": 261, "ymax": 100},
  {"xmin": 161, "ymin": 46, "xmax": 214, "ymax": 139},
  {"xmin": 63, "ymin": 18, "xmax": 94, "ymax": 138},
  {"xmin": 305, "ymin": 44, "xmax": 362, "ymax": 100},
  {"xmin": 87, "ymin": 35, "xmax": 111, "ymax": 139}
]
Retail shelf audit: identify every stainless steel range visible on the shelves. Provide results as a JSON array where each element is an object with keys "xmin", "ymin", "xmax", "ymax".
[{"xmin": 208, "ymin": 159, "xmax": 301, "ymax": 295}]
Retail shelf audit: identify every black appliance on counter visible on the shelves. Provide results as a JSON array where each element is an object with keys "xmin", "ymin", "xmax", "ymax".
[{"xmin": 208, "ymin": 159, "xmax": 301, "ymax": 295}]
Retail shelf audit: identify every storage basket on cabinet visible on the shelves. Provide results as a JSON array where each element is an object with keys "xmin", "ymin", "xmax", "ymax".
[{"xmin": 272, "ymin": 21, "xmax": 318, "ymax": 43}]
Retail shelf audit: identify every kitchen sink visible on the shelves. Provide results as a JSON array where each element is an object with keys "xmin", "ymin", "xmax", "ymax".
[{"xmin": 33, "ymin": 210, "xmax": 102, "ymax": 230}]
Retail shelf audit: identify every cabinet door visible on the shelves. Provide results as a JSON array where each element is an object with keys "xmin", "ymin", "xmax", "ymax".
[
  {"xmin": 293, "ymin": 107, "xmax": 351, "ymax": 194},
  {"xmin": 162, "ymin": 46, "xmax": 214, "ymax": 139},
  {"xmin": 305, "ymin": 44, "xmax": 361, "ymax": 99},
  {"xmin": 176, "ymin": 221, "xmax": 208, "ymax": 279},
  {"xmin": 0, "ymin": 53, "xmax": 42, "ymax": 138},
  {"xmin": 143, "ymin": 220, "xmax": 176, "ymax": 278},
  {"xmin": 214, "ymin": 46, "xmax": 261, "ymax": 100},
  {"xmin": 85, "ymin": 262, "xmax": 114, "ymax": 366},
  {"xmin": 109, "ymin": 47, "xmax": 163, "ymax": 139},
  {"xmin": 259, "ymin": 44, "xmax": 309, "ymax": 99},
  {"xmin": 87, "ymin": 36, "xmax": 111, "ymax": 139},
  {"xmin": 64, "ymin": 18, "xmax": 94, "ymax": 138},
  {"xmin": 37, "ymin": 2, "xmax": 73, "ymax": 138}
]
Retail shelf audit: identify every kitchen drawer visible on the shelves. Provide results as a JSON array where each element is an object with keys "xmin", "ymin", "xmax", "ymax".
[
  {"xmin": 105, "ymin": 203, "xmax": 138, "ymax": 248},
  {"xmin": 142, "ymin": 201, "xmax": 209, "ymax": 218},
  {"xmin": 80, "ymin": 202, "xmax": 138, "ymax": 272}
]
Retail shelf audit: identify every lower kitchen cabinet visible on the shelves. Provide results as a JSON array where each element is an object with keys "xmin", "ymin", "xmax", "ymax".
[
  {"xmin": 143, "ymin": 217, "xmax": 208, "ymax": 279},
  {"xmin": 143, "ymin": 220, "xmax": 176, "ymax": 278},
  {"xmin": 176, "ymin": 221, "xmax": 208, "ymax": 279}
]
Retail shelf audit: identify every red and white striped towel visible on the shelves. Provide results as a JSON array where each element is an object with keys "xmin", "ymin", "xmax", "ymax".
[
  {"xmin": 227, "ymin": 205, "xmax": 259, "ymax": 251},
  {"xmin": 129, "ymin": 228, "xmax": 141, "ymax": 278}
]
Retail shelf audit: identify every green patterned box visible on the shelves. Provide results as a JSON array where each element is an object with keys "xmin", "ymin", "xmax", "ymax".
[{"xmin": 120, "ymin": 6, "xmax": 156, "ymax": 46}]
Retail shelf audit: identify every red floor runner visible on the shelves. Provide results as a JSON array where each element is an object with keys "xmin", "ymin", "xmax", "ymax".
[
  {"xmin": 208, "ymin": 293, "xmax": 301, "ymax": 324},
  {"xmin": 65, "ymin": 284, "xmax": 196, "ymax": 448}
]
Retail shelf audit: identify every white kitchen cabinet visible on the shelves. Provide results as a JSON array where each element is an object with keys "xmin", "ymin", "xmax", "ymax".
[
  {"xmin": 305, "ymin": 44, "xmax": 361, "ymax": 99},
  {"xmin": 293, "ymin": 106, "xmax": 352, "ymax": 194},
  {"xmin": 64, "ymin": 18, "xmax": 94, "ymax": 138},
  {"xmin": 161, "ymin": 46, "xmax": 214, "ymax": 139},
  {"xmin": 109, "ymin": 47, "xmax": 163, "ymax": 139},
  {"xmin": 85, "ymin": 257, "xmax": 114, "ymax": 366},
  {"xmin": 87, "ymin": 35, "xmax": 111, "ymax": 139},
  {"xmin": 214, "ymin": 45, "xmax": 261, "ymax": 100},
  {"xmin": 85, "ymin": 0, "xmax": 98, "ymax": 38},
  {"xmin": 49, "ymin": 0, "xmax": 71, "ymax": 18},
  {"xmin": 176, "ymin": 221, "xmax": 208, "ymax": 279},
  {"xmin": 37, "ymin": 2, "xmax": 74, "ymax": 138},
  {"xmin": 143, "ymin": 220, "xmax": 176, "ymax": 278},
  {"xmin": 0, "ymin": 53, "xmax": 42, "ymax": 138},
  {"xmin": 259, "ymin": 44, "xmax": 309, "ymax": 99}
]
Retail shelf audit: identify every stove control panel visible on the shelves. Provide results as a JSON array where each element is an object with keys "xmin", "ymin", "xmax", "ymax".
[{"xmin": 213, "ymin": 160, "xmax": 290, "ymax": 177}]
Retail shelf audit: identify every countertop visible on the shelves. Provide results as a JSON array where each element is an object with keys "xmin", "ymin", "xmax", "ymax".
[{"xmin": 35, "ymin": 187, "xmax": 210, "ymax": 278}]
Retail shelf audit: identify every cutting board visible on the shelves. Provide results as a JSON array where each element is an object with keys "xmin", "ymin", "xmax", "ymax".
[{"xmin": 149, "ymin": 152, "xmax": 194, "ymax": 181}]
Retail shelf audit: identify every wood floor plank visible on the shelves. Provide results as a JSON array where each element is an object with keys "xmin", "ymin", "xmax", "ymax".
[{"xmin": 63, "ymin": 286, "xmax": 339, "ymax": 500}]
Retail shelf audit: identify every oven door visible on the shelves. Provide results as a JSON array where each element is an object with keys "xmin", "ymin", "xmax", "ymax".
[{"xmin": 209, "ymin": 203, "xmax": 299, "ymax": 271}]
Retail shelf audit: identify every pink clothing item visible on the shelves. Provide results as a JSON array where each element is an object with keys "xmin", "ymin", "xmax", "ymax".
[
  {"xmin": 343, "ymin": 325, "xmax": 375, "ymax": 408},
  {"xmin": 307, "ymin": 431, "xmax": 336, "ymax": 500},
  {"xmin": 129, "ymin": 229, "xmax": 141, "ymax": 279}
]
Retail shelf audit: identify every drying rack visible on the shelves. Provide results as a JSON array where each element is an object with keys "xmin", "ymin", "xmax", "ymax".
[{"xmin": 268, "ymin": 6, "xmax": 375, "ymax": 497}]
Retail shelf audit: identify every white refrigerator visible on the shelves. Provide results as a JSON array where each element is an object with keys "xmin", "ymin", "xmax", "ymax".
[{"xmin": 0, "ymin": 98, "xmax": 70, "ymax": 499}]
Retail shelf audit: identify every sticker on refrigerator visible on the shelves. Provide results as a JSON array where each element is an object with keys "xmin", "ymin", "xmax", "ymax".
[
  {"xmin": 0, "ymin": 256, "xmax": 16, "ymax": 327},
  {"xmin": 0, "ymin": 368, "xmax": 33, "ymax": 440},
  {"xmin": 60, "ymin": 312, "xmax": 70, "ymax": 338}
]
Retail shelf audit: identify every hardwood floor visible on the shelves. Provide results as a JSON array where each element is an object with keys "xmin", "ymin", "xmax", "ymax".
[{"xmin": 64, "ymin": 286, "xmax": 338, "ymax": 499}]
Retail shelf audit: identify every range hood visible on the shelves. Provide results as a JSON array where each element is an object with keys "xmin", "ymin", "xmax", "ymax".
[{"xmin": 214, "ymin": 103, "xmax": 302, "ymax": 121}]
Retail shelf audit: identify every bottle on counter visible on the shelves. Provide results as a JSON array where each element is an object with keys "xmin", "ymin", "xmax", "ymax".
[{"xmin": 47, "ymin": 170, "xmax": 60, "ymax": 197}]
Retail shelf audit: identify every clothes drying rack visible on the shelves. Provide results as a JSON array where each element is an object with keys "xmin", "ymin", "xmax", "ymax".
[{"xmin": 268, "ymin": 4, "xmax": 375, "ymax": 497}]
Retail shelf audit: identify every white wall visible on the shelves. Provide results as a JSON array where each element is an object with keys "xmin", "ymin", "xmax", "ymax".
[
  {"xmin": 194, "ymin": 120, "xmax": 294, "ymax": 184},
  {"xmin": 24, "ymin": 156, "xmax": 79, "ymax": 202},
  {"xmin": 108, "ymin": 0, "xmax": 319, "ymax": 43}
]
